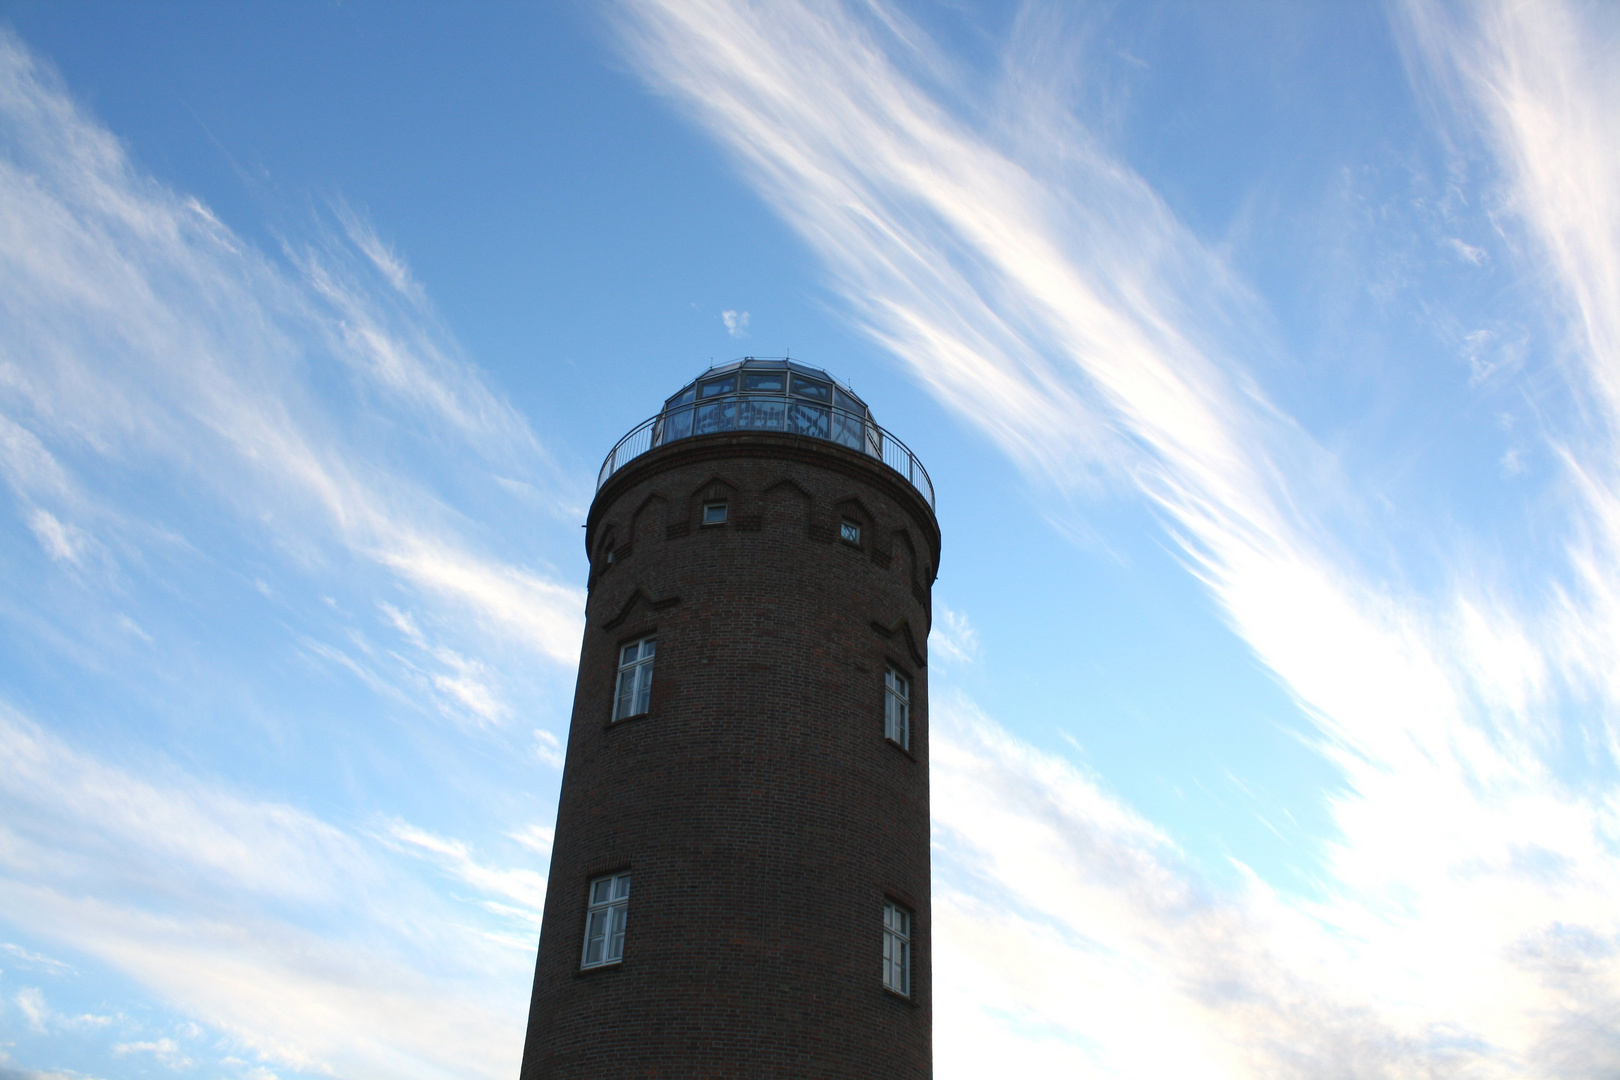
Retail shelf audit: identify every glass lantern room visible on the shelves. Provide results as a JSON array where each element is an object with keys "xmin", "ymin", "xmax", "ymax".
[
  {"xmin": 598, "ymin": 357, "xmax": 934, "ymax": 508},
  {"xmin": 651, "ymin": 357, "xmax": 879, "ymax": 455}
]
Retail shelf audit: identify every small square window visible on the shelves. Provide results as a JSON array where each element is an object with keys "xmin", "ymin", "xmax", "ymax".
[
  {"xmin": 882, "ymin": 900, "xmax": 911, "ymax": 996},
  {"xmin": 884, "ymin": 667, "xmax": 910, "ymax": 749},
  {"xmin": 581, "ymin": 872, "xmax": 631, "ymax": 968},
  {"xmin": 702, "ymin": 502, "xmax": 728, "ymax": 525},
  {"xmin": 839, "ymin": 520, "xmax": 861, "ymax": 545}
]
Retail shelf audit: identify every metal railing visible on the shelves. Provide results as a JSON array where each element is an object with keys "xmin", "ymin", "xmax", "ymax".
[{"xmin": 597, "ymin": 400, "xmax": 934, "ymax": 509}]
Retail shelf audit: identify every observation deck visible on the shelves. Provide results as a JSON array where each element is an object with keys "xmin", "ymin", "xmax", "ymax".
[{"xmin": 597, "ymin": 357, "xmax": 934, "ymax": 509}]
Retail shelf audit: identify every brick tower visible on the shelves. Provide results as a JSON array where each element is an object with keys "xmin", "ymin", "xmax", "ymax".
[{"xmin": 519, "ymin": 358, "xmax": 938, "ymax": 1078}]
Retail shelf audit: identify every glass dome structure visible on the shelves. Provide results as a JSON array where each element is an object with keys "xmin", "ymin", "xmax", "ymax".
[{"xmin": 597, "ymin": 357, "xmax": 933, "ymax": 508}]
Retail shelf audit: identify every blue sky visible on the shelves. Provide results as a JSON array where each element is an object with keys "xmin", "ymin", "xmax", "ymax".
[{"xmin": 0, "ymin": 1, "xmax": 1616, "ymax": 1077}]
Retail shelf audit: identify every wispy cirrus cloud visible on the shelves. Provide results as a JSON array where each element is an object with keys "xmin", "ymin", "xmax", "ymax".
[
  {"xmin": 1399, "ymin": 0, "xmax": 1620, "ymax": 717},
  {"xmin": 615, "ymin": 0, "xmax": 1620, "ymax": 1073},
  {"xmin": 0, "ymin": 28, "xmax": 585, "ymax": 671},
  {"xmin": 0, "ymin": 706, "xmax": 533, "ymax": 1079},
  {"xmin": 0, "ymin": 29, "xmax": 574, "ymax": 1078}
]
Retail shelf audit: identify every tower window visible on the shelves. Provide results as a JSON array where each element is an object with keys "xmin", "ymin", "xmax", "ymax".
[
  {"xmin": 743, "ymin": 371, "xmax": 785, "ymax": 393},
  {"xmin": 839, "ymin": 520, "xmax": 861, "ymax": 545},
  {"xmin": 614, "ymin": 637, "xmax": 655, "ymax": 720},
  {"xmin": 791, "ymin": 376, "xmax": 831, "ymax": 403},
  {"xmin": 702, "ymin": 501, "xmax": 728, "ymax": 525},
  {"xmin": 581, "ymin": 872, "xmax": 631, "ymax": 968},
  {"xmin": 884, "ymin": 666, "xmax": 910, "ymax": 749},
  {"xmin": 882, "ymin": 900, "xmax": 911, "ymax": 996}
]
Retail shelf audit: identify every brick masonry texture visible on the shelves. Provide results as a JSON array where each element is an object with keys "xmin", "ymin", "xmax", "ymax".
[{"xmin": 519, "ymin": 431, "xmax": 940, "ymax": 1079}]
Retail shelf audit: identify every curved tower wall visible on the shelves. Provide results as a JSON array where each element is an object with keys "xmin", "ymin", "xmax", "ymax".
[{"xmin": 520, "ymin": 415, "xmax": 939, "ymax": 1078}]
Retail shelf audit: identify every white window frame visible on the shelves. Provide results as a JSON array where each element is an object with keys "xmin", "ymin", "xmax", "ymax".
[
  {"xmin": 614, "ymin": 636, "xmax": 656, "ymax": 720},
  {"xmin": 839, "ymin": 519, "xmax": 862, "ymax": 545},
  {"xmin": 702, "ymin": 501, "xmax": 728, "ymax": 525},
  {"xmin": 882, "ymin": 900, "xmax": 911, "ymax": 996},
  {"xmin": 884, "ymin": 666, "xmax": 910, "ymax": 749},
  {"xmin": 581, "ymin": 872, "xmax": 631, "ymax": 969}
]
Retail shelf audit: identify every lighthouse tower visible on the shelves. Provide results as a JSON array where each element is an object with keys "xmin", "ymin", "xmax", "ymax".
[{"xmin": 520, "ymin": 358, "xmax": 938, "ymax": 1078}]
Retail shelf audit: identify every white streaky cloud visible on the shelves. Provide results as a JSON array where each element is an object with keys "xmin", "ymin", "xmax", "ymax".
[
  {"xmin": 111, "ymin": 1037, "xmax": 190, "ymax": 1067},
  {"xmin": 1399, "ymin": 1, "xmax": 1620, "ymax": 416},
  {"xmin": 0, "ymin": 29, "xmax": 584, "ymax": 670},
  {"xmin": 379, "ymin": 542, "xmax": 584, "ymax": 665},
  {"xmin": 381, "ymin": 820, "xmax": 548, "ymax": 925},
  {"xmin": 23, "ymin": 508, "xmax": 85, "ymax": 565},
  {"xmin": 508, "ymin": 823, "xmax": 555, "ymax": 858},
  {"xmin": 721, "ymin": 308, "xmax": 749, "ymax": 337},
  {"xmin": 933, "ymin": 697, "xmax": 1620, "ymax": 1078},
  {"xmin": 13, "ymin": 987, "xmax": 46, "ymax": 1033},
  {"xmin": 0, "ymin": 944, "xmax": 74, "ymax": 977},
  {"xmin": 531, "ymin": 729, "xmax": 565, "ymax": 770},
  {"xmin": 617, "ymin": 0, "xmax": 1620, "ymax": 1072},
  {"xmin": 930, "ymin": 601, "xmax": 979, "ymax": 666},
  {"xmin": 1397, "ymin": 0, "xmax": 1620, "ymax": 722},
  {"xmin": 0, "ymin": 706, "xmax": 369, "ymax": 906},
  {"xmin": 0, "ymin": 884, "xmax": 519, "ymax": 1080},
  {"xmin": 294, "ymin": 205, "xmax": 555, "ymax": 472},
  {"xmin": 0, "ymin": 707, "xmax": 528, "ymax": 1079}
]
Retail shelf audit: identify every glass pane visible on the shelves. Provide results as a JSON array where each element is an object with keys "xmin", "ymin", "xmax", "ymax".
[
  {"xmin": 663, "ymin": 405, "xmax": 693, "ymax": 442},
  {"xmin": 640, "ymin": 639, "xmax": 655, "ymax": 657},
  {"xmin": 743, "ymin": 371, "xmax": 784, "ymax": 392},
  {"xmin": 621, "ymin": 642, "xmax": 640, "ymax": 665},
  {"xmin": 615, "ymin": 672, "xmax": 635, "ymax": 720},
  {"xmin": 738, "ymin": 397, "xmax": 786, "ymax": 431},
  {"xmin": 614, "ymin": 874, "xmax": 632, "ymax": 899},
  {"xmin": 703, "ymin": 503, "xmax": 727, "ymax": 524},
  {"xmin": 694, "ymin": 399, "xmax": 737, "ymax": 435},
  {"xmin": 634, "ymin": 665, "xmax": 653, "ymax": 715},
  {"xmin": 584, "ymin": 911, "xmax": 606, "ymax": 964},
  {"xmin": 834, "ymin": 388, "xmax": 862, "ymax": 413},
  {"xmin": 791, "ymin": 377, "xmax": 831, "ymax": 403},
  {"xmin": 788, "ymin": 403, "xmax": 830, "ymax": 439},
  {"xmin": 700, "ymin": 377, "xmax": 736, "ymax": 398},
  {"xmin": 593, "ymin": 880, "xmax": 612, "ymax": 904},
  {"xmin": 830, "ymin": 410, "xmax": 864, "ymax": 450},
  {"xmin": 666, "ymin": 386, "xmax": 696, "ymax": 408},
  {"xmin": 607, "ymin": 903, "xmax": 628, "ymax": 960}
]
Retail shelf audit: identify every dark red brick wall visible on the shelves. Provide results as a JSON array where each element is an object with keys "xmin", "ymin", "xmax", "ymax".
[{"xmin": 520, "ymin": 431, "xmax": 939, "ymax": 1079}]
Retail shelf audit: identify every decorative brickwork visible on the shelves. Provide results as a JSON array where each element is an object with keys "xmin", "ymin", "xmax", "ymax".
[{"xmin": 520, "ymin": 429, "xmax": 939, "ymax": 1079}]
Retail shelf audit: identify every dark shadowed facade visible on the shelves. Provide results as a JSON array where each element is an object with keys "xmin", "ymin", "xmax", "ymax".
[{"xmin": 519, "ymin": 358, "xmax": 939, "ymax": 1078}]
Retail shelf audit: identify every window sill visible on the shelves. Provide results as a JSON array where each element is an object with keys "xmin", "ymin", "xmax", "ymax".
[
  {"xmin": 606, "ymin": 711, "xmax": 655, "ymax": 730},
  {"xmin": 575, "ymin": 960, "xmax": 624, "ymax": 977},
  {"xmin": 885, "ymin": 737, "xmax": 917, "ymax": 763},
  {"xmin": 881, "ymin": 985, "xmax": 918, "ymax": 1008}
]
